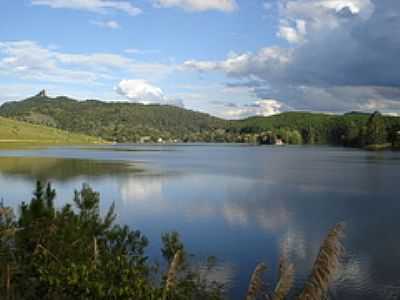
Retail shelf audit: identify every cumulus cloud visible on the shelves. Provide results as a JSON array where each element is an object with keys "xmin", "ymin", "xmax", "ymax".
[
  {"xmin": 0, "ymin": 40, "xmax": 173, "ymax": 83},
  {"xmin": 184, "ymin": 47, "xmax": 292, "ymax": 79},
  {"xmin": 154, "ymin": 0, "xmax": 237, "ymax": 12},
  {"xmin": 278, "ymin": 19, "xmax": 307, "ymax": 44},
  {"xmin": 216, "ymin": 99, "xmax": 287, "ymax": 119},
  {"xmin": 0, "ymin": 41, "xmax": 97, "ymax": 83},
  {"xmin": 115, "ymin": 79, "xmax": 184, "ymax": 107},
  {"xmin": 278, "ymin": 0, "xmax": 374, "ymax": 43},
  {"xmin": 31, "ymin": 0, "xmax": 142, "ymax": 16},
  {"xmin": 90, "ymin": 20, "xmax": 120, "ymax": 29},
  {"xmin": 184, "ymin": 0, "xmax": 400, "ymax": 114},
  {"xmin": 116, "ymin": 79, "xmax": 164, "ymax": 102}
]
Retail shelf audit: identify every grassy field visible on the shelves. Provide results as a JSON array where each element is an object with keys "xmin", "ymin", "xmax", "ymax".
[{"xmin": 0, "ymin": 116, "xmax": 104, "ymax": 148}]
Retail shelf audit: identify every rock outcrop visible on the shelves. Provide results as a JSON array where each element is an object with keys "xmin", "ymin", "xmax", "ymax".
[{"xmin": 36, "ymin": 89, "xmax": 48, "ymax": 97}]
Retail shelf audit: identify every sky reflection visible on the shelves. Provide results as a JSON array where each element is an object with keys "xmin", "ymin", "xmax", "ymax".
[{"xmin": 0, "ymin": 145, "xmax": 400, "ymax": 299}]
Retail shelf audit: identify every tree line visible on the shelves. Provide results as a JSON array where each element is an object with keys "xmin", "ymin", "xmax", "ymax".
[{"xmin": 1, "ymin": 94, "xmax": 399, "ymax": 149}]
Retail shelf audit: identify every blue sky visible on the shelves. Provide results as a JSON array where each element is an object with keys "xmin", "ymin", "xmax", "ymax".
[{"xmin": 0, "ymin": 0, "xmax": 399, "ymax": 118}]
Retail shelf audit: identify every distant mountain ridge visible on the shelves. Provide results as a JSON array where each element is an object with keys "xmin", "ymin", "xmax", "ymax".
[{"xmin": 1, "ymin": 93, "xmax": 400, "ymax": 147}]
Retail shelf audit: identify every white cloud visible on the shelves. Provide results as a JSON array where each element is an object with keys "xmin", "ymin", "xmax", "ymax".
[
  {"xmin": 184, "ymin": 47, "xmax": 292, "ymax": 80},
  {"xmin": 115, "ymin": 79, "xmax": 184, "ymax": 107},
  {"xmin": 31, "ymin": 0, "xmax": 142, "ymax": 16},
  {"xmin": 278, "ymin": 19, "xmax": 307, "ymax": 44},
  {"xmin": 222, "ymin": 99, "xmax": 286, "ymax": 119},
  {"xmin": 154, "ymin": 0, "xmax": 237, "ymax": 12},
  {"xmin": 0, "ymin": 41, "xmax": 98, "ymax": 83},
  {"xmin": 116, "ymin": 79, "xmax": 164, "ymax": 102},
  {"xmin": 55, "ymin": 52, "xmax": 131, "ymax": 69},
  {"xmin": 183, "ymin": 1, "xmax": 400, "ymax": 114},
  {"xmin": 278, "ymin": 0, "xmax": 374, "ymax": 43},
  {"xmin": 124, "ymin": 48, "xmax": 161, "ymax": 55},
  {"xmin": 0, "ymin": 40, "xmax": 174, "ymax": 83},
  {"xmin": 90, "ymin": 20, "xmax": 120, "ymax": 29}
]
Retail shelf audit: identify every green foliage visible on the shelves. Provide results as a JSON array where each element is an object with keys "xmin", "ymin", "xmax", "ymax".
[
  {"xmin": 20, "ymin": 180, "xmax": 56, "ymax": 225},
  {"xmin": 0, "ymin": 182, "xmax": 225, "ymax": 300},
  {"xmin": 161, "ymin": 231, "xmax": 185, "ymax": 263},
  {"xmin": 1, "ymin": 93, "xmax": 399, "ymax": 149},
  {"xmin": 0, "ymin": 94, "xmax": 225, "ymax": 143},
  {"xmin": 365, "ymin": 111, "xmax": 387, "ymax": 145},
  {"xmin": 233, "ymin": 111, "xmax": 400, "ymax": 148}
]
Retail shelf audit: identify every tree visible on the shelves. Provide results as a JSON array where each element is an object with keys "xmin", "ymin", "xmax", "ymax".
[
  {"xmin": 301, "ymin": 126, "xmax": 315, "ymax": 144},
  {"xmin": 0, "ymin": 182, "xmax": 224, "ymax": 300},
  {"xmin": 342, "ymin": 122, "xmax": 361, "ymax": 147},
  {"xmin": 161, "ymin": 231, "xmax": 185, "ymax": 263},
  {"xmin": 365, "ymin": 111, "xmax": 387, "ymax": 145}
]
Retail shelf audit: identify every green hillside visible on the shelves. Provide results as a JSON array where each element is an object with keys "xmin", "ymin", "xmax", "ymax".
[
  {"xmin": 0, "ymin": 116, "xmax": 103, "ymax": 147},
  {"xmin": 230, "ymin": 111, "xmax": 400, "ymax": 147},
  {"xmin": 1, "ymin": 92, "xmax": 400, "ymax": 148},
  {"xmin": 0, "ymin": 93, "xmax": 226, "ymax": 143},
  {"xmin": 230, "ymin": 112, "xmax": 370, "ymax": 144}
]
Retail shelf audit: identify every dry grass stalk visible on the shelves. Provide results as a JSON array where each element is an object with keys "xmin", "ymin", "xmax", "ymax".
[
  {"xmin": 245, "ymin": 262, "xmax": 267, "ymax": 300},
  {"xmin": 0, "ymin": 207, "xmax": 12, "ymax": 217},
  {"xmin": 6, "ymin": 263, "xmax": 11, "ymax": 298},
  {"xmin": 164, "ymin": 249, "xmax": 183, "ymax": 296},
  {"xmin": 35, "ymin": 244, "xmax": 62, "ymax": 265},
  {"xmin": 297, "ymin": 223, "xmax": 345, "ymax": 300},
  {"xmin": 0, "ymin": 228, "xmax": 17, "ymax": 238},
  {"xmin": 271, "ymin": 255, "xmax": 294, "ymax": 300},
  {"xmin": 93, "ymin": 237, "xmax": 98, "ymax": 263}
]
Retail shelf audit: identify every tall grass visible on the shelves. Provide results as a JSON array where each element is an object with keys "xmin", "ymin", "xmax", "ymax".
[
  {"xmin": 163, "ymin": 249, "xmax": 183, "ymax": 299},
  {"xmin": 245, "ymin": 263, "xmax": 267, "ymax": 300},
  {"xmin": 297, "ymin": 223, "xmax": 345, "ymax": 300},
  {"xmin": 245, "ymin": 223, "xmax": 345, "ymax": 300},
  {"xmin": 271, "ymin": 255, "xmax": 295, "ymax": 300}
]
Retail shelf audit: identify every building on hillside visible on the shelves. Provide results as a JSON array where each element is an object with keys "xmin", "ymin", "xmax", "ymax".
[{"xmin": 139, "ymin": 136, "xmax": 151, "ymax": 143}]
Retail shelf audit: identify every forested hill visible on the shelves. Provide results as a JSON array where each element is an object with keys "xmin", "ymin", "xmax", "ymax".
[
  {"xmin": 233, "ymin": 111, "xmax": 400, "ymax": 148},
  {"xmin": 0, "ymin": 93, "xmax": 226, "ymax": 143},
  {"xmin": 1, "ymin": 93, "xmax": 400, "ymax": 148}
]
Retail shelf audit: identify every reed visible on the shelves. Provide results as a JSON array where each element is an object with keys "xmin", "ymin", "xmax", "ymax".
[
  {"xmin": 297, "ymin": 223, "xmax": 345, "ymax": 300},
  {"xmin": 163, "ymin": 249, "xmax": 183, "ymax": 299},
  {"xmin": 245, "ymin": 262, "xmax": 267, "ymax": 300},
  {"xmin": 243, "ymin": 223, "xmax": 345, "ymax": 300},
  {"xmin": 271, "ymin": 255, "xmax": 294, "ymax": 300}
]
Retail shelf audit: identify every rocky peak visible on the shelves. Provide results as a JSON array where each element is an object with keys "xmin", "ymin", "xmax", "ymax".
[{"xmin": 36, "ymin": 89, "xmax": 48, "ymax": 97}]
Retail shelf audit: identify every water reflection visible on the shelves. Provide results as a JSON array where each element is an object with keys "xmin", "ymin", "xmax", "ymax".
[
  {"xmin": 0, "ymin": 146, "xmax": 400, "ymax": 299},
  {"xmin": 0, "ymin": 157, "xmax": 140, "ymax": 181}
]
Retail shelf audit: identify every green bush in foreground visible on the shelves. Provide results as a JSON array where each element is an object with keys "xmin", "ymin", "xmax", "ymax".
[
  {"xmin": 0, "ymin": 182, "xmax": 223, "ymax": 300},
  {"xmin": 0, "ymin": 182, "xmax": 346, "ymax": 300}
]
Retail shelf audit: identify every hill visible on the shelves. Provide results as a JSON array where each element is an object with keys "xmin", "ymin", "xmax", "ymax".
[
  {"xmin": 230, "ymin": 111, "xmax": 370, "ymax": 144},
  {"xmin": 0, "ymin": 116, "xmax": 103, "ymax": 147},
  {"xmin": 0, "ymin": 93, "xmax": 226, "ymax": 143},
  {"xmin": 1, "ymin": 92, "xmax": 400, "ymax": 148}
]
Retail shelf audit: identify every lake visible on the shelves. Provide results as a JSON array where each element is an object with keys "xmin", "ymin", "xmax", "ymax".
[{"xmin": 0, "ymin": 144, "xmax": 399, "ymax": 299}]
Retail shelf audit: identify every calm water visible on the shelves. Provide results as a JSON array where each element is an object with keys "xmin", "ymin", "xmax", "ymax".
[{"xmin": 0, "ymin": 144, "xmax": 400, "ymax": 299}]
